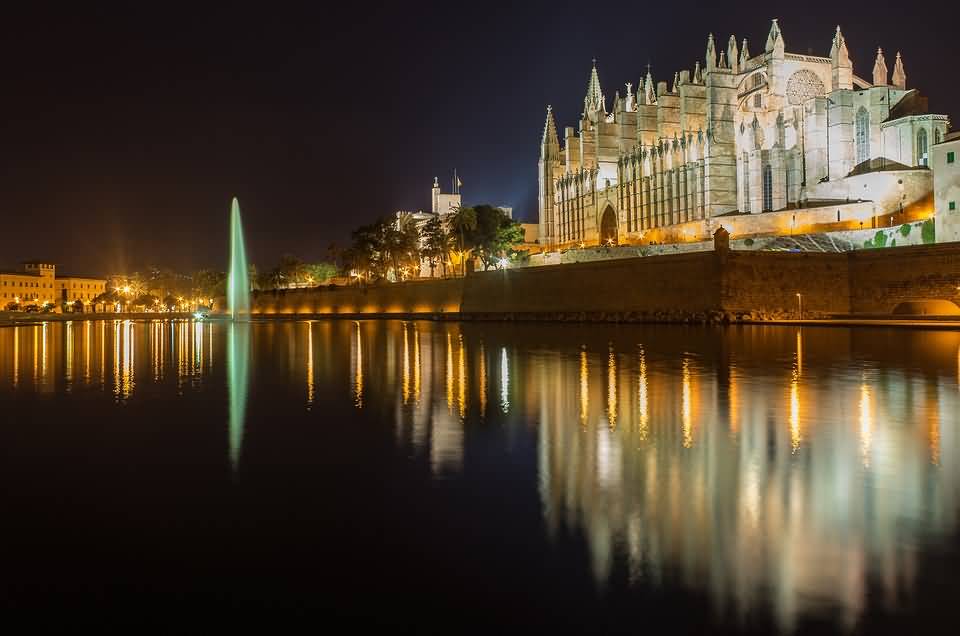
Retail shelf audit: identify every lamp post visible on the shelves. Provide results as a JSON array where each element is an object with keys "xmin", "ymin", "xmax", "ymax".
[
  {"xmin": 898, "ymin": 179, "xmax": 904, "ymax": 221},
  {"xmin": 796, "ymin": 293, "xmax": 803, "ymax": 320}
]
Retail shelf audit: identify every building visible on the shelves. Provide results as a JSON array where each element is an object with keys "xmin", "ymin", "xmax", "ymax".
[
  {"xmin": 0, "ymin": 262, "xmax": 106, "ymax": 309},
  {"xmin": 934, "ymin": 131, "xmax": 960, "ymax": 242},
  {"xmin": 539, "ymin": 20, "xmax": 950, "ymax": 248}
]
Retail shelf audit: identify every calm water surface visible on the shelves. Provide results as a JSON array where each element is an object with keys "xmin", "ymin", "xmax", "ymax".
[{"xmin": 1, "ymin": 319, "xmax": 959, "ymax": 633}]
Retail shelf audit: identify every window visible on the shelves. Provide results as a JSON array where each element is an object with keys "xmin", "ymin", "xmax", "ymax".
[
  {"xmin": 855, "ymin": 107, "xmax": 870, "ymax": 166},
  {"xmin": 950, "ymin": 201, "xmax": 957, "ymax": 211},
  {"xmin": 936, "ymin": 130, "xmax": 942, "ymax": 144},
  {"xmin": 918, "ymin": 129, "xmax": 928, "ymax": 167},
  {"xmin": 762, "ymin": 163, "xmax": 773, "ymax": 211},
  {"xmin": 754, "ymin": 94, "xmax": 762, "ymax": 109},
  {"xmin": 949, "ymin": 151, "xmax": 956, "ymax": 164},
  {"xmin": 751, "ymin": 73, "xmax": 763, "ymax": 89}
]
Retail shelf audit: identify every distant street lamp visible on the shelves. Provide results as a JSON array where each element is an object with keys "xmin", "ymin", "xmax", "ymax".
[{"xmin": 796, "ymin": 293, "xmax": 803, "ymax": 320}]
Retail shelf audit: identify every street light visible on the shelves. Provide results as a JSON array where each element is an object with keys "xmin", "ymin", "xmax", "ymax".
[{"xmin": 796, "ymin": 293, "xmax": 803, "ymax": 320}]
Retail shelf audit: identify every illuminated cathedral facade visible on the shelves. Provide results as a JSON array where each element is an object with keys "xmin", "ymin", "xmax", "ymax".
[{"xmin": 538, "ymin": 20, "xmax": 950, "ymax": 247}]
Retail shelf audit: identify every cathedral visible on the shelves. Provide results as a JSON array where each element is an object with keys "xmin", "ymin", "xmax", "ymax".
[{"xmin": 538, "ymin": 20, "xmax": 950, "ymax": 248}]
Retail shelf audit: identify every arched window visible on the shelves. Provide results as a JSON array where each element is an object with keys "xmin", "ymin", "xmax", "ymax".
[
  {"xmin": 762, "ymin": 163, "xmax": 773, "ymax": 211},
  {"xmin": 935, "ymin": 129, "xmax": 942, "ymax": 144},
  {"xmin": 917, "ymin": 128, "xmax": 928, "ymax": 167},
  {"xmin": 855, "ymin": 107, "xmax": 870, "ymax": 166}
]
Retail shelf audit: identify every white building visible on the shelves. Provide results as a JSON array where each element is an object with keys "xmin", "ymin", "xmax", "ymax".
[{"xmin": 934, "ymin": 131, "xmax": 960, "ymax": 243}]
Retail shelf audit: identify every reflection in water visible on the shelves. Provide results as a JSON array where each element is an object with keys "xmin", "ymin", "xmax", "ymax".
[
  {"xmin": 352, "ymin": 322, "xmax": 363, "ymax": 409},
  {"xmin": 227, "ymin": 321, "xmax": 250, "ymax": 471},
  {"xmin": 637, "ymin": 345, "xmax": 648, "ymax": 439},
  {"xmin": 306, "ymin": 322, "xmax": 315, "ymax": 408},
  {"xmin": 500, "ymin": 346, "xmax": 510, "ymax": 414},
  {"xmin": 606, "ymin": 345, "xmax": 617, "ymax": 429},
  {"xmin": 2, "ymin": 320, "xmax": 960, "ymax": 632}
]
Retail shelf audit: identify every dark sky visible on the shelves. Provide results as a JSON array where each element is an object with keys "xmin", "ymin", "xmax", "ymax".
[{"xmin": 1, "ymin": 1, "xmax": 956, "ymax": 275}]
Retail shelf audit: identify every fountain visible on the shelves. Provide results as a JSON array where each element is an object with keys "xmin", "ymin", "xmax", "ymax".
[
  {"xmin": 227, "ymin": 197, "xmax": 250, "ymax": 321},
  {"xmin": 226, "ymin": 197, "xmax": 251, "ymax": 472},
  {"xmin": 227, "ymin": 321, "xmax": 250, "ymax": 472}
]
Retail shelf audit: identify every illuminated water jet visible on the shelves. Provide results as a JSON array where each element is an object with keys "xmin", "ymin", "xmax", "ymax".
[{"xmin": 227, "ymin": 197, "xmax": 250, "ymax": 321}]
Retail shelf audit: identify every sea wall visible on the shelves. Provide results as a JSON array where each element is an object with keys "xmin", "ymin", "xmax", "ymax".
[
  {"xmin": 250, "ymin": 241, "xmax": 960, "ymax": 321},
  {"xmin": 848, "ymin": 243, "xmax": 960, "ymax": 313}
]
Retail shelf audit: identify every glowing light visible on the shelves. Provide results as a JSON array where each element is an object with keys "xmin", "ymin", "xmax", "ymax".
[
  {"xmin": 446, "ymin": 333, "xmax": 454, "ymax": 411},
  {"xmin": 401, "ymin": 323, "xmax": 410, "ymax": 405},
  {"xmin": 12, "ymin": 326, "xmax": 19, "ymax": 388},
  {"xmin": 790, "ymin": 376, "xmax": 801, "ymax": 453},
  {"xmin": 859, "ymin": 382, "xmax": 872, "ymax": 468},
  {"xmin": 227, "ymin": 321, "xmax": 250, "ymax": 471},
  {"xmin": 498, "ymin": 257, "xmax": 510, "ymax": 269},
  {"xmin": 352, "ymin": 322, "xmax": 363, "ymax": 408},
  {"xmin": 579, "ymin": 347, "xmax": 588, "ymax": 426},
  {"xmin": 479, "ymin": 341, "xmax": 487, "ymax": 419},
  {"xmin": 458, "ymin": 334, "xmax": 466, "ymax": 419},
  {"xmin": 637, "ymin": 345, "xmax": 648, "ymax": 440},
  {"xmin": 413, "ymin": 328, "xmax": 421, "ymax": 403},
  {"xmin": 306, "ymin": 322, "xmax": 314, "ymax": 408},
  {"xmin": 500, "ymin": 346, "xmax": 510, "ymax": 414},
  {"xmin": 227, "ymin": 197, "xmax": 251, "ymax": 321},
  {"xmin": 606, "ymin": 344, "xmax": 617, "ymax": 429},
  {"xmin": 682, "ymin": 357, "xmax": 692, "ymax": 448}
]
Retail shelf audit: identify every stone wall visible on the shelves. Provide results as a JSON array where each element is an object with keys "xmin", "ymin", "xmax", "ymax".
[
  {"xmin": 848, "ymin": 243, "xmax": 960, "ymax": 313},
  {"xmin": 251, "ymin": 243, "xmax": 960, "ymax": 321},
  {"xmin": 721, "ymin": 251, "xmax": 850, "ymax": 317},
  {"xmin": 253, "ymin": 278, "xmax": 464, "ymax": 316}
]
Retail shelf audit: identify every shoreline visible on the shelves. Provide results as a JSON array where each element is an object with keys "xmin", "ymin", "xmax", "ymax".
[{"xmin": 3, "ymin": 311, "xmax": 958, "ymax": 330}]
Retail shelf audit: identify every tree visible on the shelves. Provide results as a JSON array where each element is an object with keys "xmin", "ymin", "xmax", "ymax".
[
  {"xmin": 421, "ymin": 215, "xmax": 452, "ymax": 277},
  {"xmin": 466, "ymin": 205, "xmax": 525, "ymax": 271},
  {"xmin": 304, "ymin": 262, "xmax": 337, "ymax": 285},
  {"xmin": 447, "ymin": 205, "xmax": 477, "ymax": 276},
  {"xmin": 192, "ymin": 269, "xmax": 226, "ymax": 304}
]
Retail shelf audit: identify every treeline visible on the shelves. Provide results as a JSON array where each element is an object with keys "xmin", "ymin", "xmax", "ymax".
[{"xmin": 342, "ymin": 204, "xmax": 524, "ymax": 282}]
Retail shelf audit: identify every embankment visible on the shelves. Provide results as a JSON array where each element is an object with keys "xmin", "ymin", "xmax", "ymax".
[{"xmin": 250, "ymin": 242, "xmax": 960, "ymax": 323}]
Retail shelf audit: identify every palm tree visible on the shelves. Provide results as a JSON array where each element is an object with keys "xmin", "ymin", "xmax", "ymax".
[{"xmin": 447, "ymin": 205, "xmax": 476, "ymax": 277}]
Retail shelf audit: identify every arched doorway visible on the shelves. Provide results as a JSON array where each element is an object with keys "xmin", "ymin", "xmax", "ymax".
[{"xmin": 599, "ymin": 206, "xmax": 618, "ymax": 245}]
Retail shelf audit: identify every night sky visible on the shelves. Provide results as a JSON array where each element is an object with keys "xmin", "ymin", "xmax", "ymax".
[{"xmin": 1, "ymin": 1, "xmax": 956, "ymax": 275}]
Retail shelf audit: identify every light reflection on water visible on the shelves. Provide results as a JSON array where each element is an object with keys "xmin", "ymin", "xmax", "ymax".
[{"xmin": 0, "ymin": 319, "xmax": 959, "ymax": 631}]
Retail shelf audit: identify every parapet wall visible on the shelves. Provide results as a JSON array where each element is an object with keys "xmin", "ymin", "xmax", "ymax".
[{"xmin": 250, "ymin": 242, "xmax": 960, "ymax": 321}]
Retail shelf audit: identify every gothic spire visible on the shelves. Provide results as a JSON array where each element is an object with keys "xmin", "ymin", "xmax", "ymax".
[
  {"xmin": 872, "ymin": 48, "xmax": 888, "ymax": 86},
  {"xmin": 706, "ymin": 33, "xmax": 717, "ymax": 70},
  {"xmin": 718, "ymin": 51, "xmax": 727, "ymax": 70},
  {"xmin": 892, "ymin": 51, "xmax": 906, "ymax": 89},
  {"xmin": 644, "ymin": 66, "xmax": 655, "ymax": 104},
  {"xmin": 831, "ymin": 25, "xmax": 853, "ymax": 90},
  {"xmin": 541, "ymin": 105, "xmax": 559, "ymax": 149},
  {"xmin": 727, "ymin": 35, "xmax": 739, "ymax": 74},
  {"xmin": 740, "ymin": 38, "xmax": 750, "ymax": 68},
  {"xmin": 830, "ymin": 25, "xmax": 850, "ymax": 66},
  {"xmin": 583, "ymin": 59, "xmax": 606, "ymax": 116},
  {"xmin": 693, "ymin": 61, "xmax": 703, "ymax": 84},
  {"xmin": 765, "ymin": 18, "xmax": 784, "ymax": 55},
  {"xmin": 671, "ymin": 71, "xmax": 679, "ymax": 93}
]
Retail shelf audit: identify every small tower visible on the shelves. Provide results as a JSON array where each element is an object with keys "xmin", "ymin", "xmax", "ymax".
[
  {"xmin": 693, "ymin": 61, "xmax": 703, "ymax": 84},
  {"xmin": 539, "ymin": 105, "xmax": 561, "ymax": 245},
  {"xmin": 872, "ymin": 48, "xmax": 888, "ymax": 86},
  {"xmin": 643, "ymin": 66, "xmax": 655, "ymax": 105},
  {"xmin": 765, "ymin": 18, "xmax": 784, "ymax": 57},
  {"xmin": 583, "ymin": 59, "xmax": 606, "ymax": 121},
  {"xmin": 830, "ymin": 26, "xmax": 853, "ymax": 91},
  {"xmin": 892, "ymin": 52, "xmax": 906, "ymax": 89},
  {"xmin": 739, "ymin": 38, "xmax": 750, "ymax": 69},
  {"xmin": 705, "ymin": 33, "xmax": 717, "ymax": 71},
  {"xmin": 727, "ymin": 35, "xmax": 739, "ymax": 74}
]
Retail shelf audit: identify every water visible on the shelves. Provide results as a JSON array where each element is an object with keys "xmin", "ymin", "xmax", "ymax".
[
  {"xmin": 1, "ymin": 319, "xmax": 958, "ymax": 633},
  {"xmin": 227, "ymin": 197, "xmax": 250, "ymax": 320}
]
